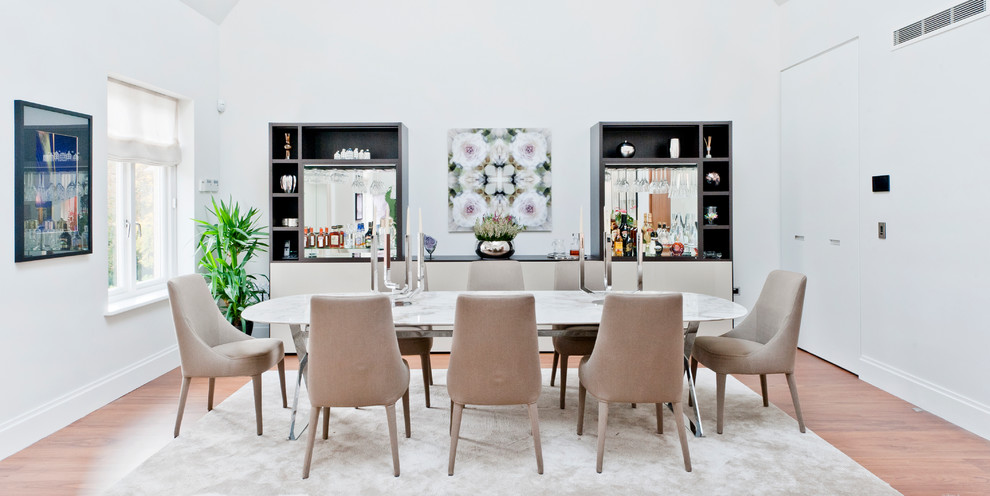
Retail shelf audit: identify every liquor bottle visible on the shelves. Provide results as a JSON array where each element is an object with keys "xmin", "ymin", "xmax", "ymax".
[
  {"xmin": 364, "ymin": 223, "xmax": 374, "ymax": 250},
  {"xmin": 316, "ymin": 228, "xmax": 326, "ymax": 249},
  {"xmin": 355, "ymin": 223, "xmax": 365, "ymax": 248},
  {"xmin": 619, "ymin": 211, "xmax": 632, "ymax": 257}
]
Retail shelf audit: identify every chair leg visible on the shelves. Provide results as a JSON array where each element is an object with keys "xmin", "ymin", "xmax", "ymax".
[
  {"xmin": 174, "ymin": 376, "xmax": 191, "ymax": 438},
  {"xmin": 716, "ymin": 372, "xmax": 726, "ymax": 434},
  {"xmin": 672, "ymin": 402, "xmax": 692, "ymax": 472},
  {"xmin": 278, "ymin": 359, "xmax": 288, "ymax": 408},
  {"xmin": 402, "ymin": 388, "xmax": 411, "ymax": 438},
  {"xmin": 550, "ymin": 351, "xmax": 559, "ymax": 386},
  {"xmin": 420, "ymin": 354, "xmax": 431, "ymax": 408},
  {"xmin": 207, "ymin": 377, "xmax": 215, "ymax": 411},
  {"xmin": 558, "ymin": 354, "xmax": 569, "ymax": 409},
  {"xmin": 655, "ymin": 403, "xmax": 664, "ymax": 434},
  {"xmin": 386, "ymin": 403, "xmax": 400, "ymax": 477},
  {"xmin": 322, "ymin": 407, "xmax": 330, "ymax": 440},
  {"xmin": 786, "ymin": 373, "xmax": 806, "ymax": 433},
  {"xmin": 252, "ymin": 374, "xmax": 263, "ymax": 436},
  {"xmin": 689, "ymin": 357, "xmax": 699, "ymax": 408},
  {"xmin": 577, "ymin": 382, "xmax": 587, "ymax": 435},
  {"xmin": 596, "ymin": 401, "xmax": 609, "ymax": 473},
  {"xmin": 302, "ymin": 406, "xmax": 320, "ymax": 479},
  {"xmin": 425, "ymin": 354, "xmax": 434, "ymax": 385},
  {"xmin": 527, "ymin": 403, "xmax": 544, "ymax": 474},
  {"xmin": 760, "ymin": 374, "xmax": 769, "ymax": 407},
  {"xmin": 448, "ymin": 403, "xmax": 464, "ymax": 476}
]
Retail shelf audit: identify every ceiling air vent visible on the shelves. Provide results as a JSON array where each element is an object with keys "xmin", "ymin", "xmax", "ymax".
[{"xmin": 893, "ymin": 0, "xmax": 986, "ymax": 46}]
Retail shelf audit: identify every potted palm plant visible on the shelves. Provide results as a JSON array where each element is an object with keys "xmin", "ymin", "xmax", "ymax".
[{"xmin": 195, "ymin": 196, "xmax": 269, "ymax": 334}]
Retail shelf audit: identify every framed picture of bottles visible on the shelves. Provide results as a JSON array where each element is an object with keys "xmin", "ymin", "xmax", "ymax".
[{"xmin": 14, "ymin": 100, "xmax": 93, "ymax": 262}]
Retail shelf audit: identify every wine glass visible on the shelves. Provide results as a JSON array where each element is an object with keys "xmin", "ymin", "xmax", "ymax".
[
  {"xmin": 648, "ymin": 169, "xmax": 663, "ymax": 194},
  {"xmin": 330, "ymin": 170, "xmax": 348, "ymax": 184},
  {"xmin": 635, "ymin": 169, "xmax": 649, "ymax": 192},
  {"xmin": 351, "ymin": 173, "xmax": 366, "ymax": 193},
  {"xmin": 369, "ymin": 172, "xmax": 387, "ymax": 196},
  {"xmin": 614, "ymin": 169, "xmax": 630, "ymax": 193}
]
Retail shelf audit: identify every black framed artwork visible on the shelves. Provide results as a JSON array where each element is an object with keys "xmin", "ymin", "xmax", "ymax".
[
  {"xmin": 354, "ymin": 193, "xmax": 364, "ymax": 221},
  {"xmin": 14, "ymin": 100, "xmax": 93, "ymax": 262}
]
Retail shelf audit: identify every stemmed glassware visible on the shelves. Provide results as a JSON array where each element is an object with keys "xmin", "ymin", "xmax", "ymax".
[
  {"xmin": 350, "ymin": 172, "xmax": 366, "ymax": 193},
  {"xmin": 330, "ymin": 169, "xmax": 348, "ymax": 184},
  {"xmin": 369, "ymin": 171, "xmax": 387, "ymax": 196},
  {"xmin": 614, "ymin": 169, "xmax": 630, "ymax": 193},
  {"xmin": 634, "ymin": 169, "xmax": 649, "ymax": 192}
]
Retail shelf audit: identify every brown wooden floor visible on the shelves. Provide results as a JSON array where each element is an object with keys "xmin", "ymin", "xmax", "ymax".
[{"xmin": 1, "ymin": 350, "xmax": 988, "ymax": 495}]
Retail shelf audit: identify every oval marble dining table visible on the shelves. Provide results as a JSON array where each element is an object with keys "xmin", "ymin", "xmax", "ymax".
[{"xmin": 244, "ymin": 290, "xmax": 747, "ymax": 439}]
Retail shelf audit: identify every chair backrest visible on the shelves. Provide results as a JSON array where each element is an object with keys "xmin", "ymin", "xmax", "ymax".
[
  {"xmin": 553, "ymin": 261, "xmax": 604, "ymax": 291},
  {"xmin": 448, "ymin": 294, "xmax": 541, "ymax": 405},
  {"xmin": 167, "ymin": 274, "xmax": 250, "ymax": 371},
  {"xmin": 377, "ymin": 261, "xmax": 429, "ymax": 291},
  {"xmin": 466, "ymin": 260, "xmax": 525, "ymax": 291},
  {"xmin": 725, "ymin": 270, "xmax": 807, "ymax": 346},
  {"xmin": 581, "ymin": 293, "xmax": 684, "ymax": 403},
  {"xmin": 308, "ymin": 294, "xmax": 408, "ymax": 407}
]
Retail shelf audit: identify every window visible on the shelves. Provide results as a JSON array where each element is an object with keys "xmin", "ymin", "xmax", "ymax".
[{"xmin": 107, "ymin": 79, "xmax": 180, "ymax": 308}]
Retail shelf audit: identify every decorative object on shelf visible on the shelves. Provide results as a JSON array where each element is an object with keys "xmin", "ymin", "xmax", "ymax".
[
  {"xmin": 705, "ymin": 171, "xmax": 721, "ymax": 186},
  {"xmin": 333, "ymin": 148, "xmax": 371, "ymax": 160},
  {"xmin": 448, "ymin": 127, "xmax": 552, "ymax": 232},
  {"xmin": 472, "ymin": 213, "xmax": 521, "ymax": 259},
  {"xmin": 284, "ymin": 133, "xmax": 292, "ymax": 159},
  {"xmin": 194, "ymin": 196, "xmax": 269, "ymax": 334},
  {"xmin": 704, "ymin": 206, "xmax": 718, "ymax": 225},
  {"xmin": 281, "ymin": 218, "xmax": 298, "ymax": 227},
  {"xmin": 280, "ymin": 174, "xmax": 296, "ymax": 193},
  {"xmin": 424, "ymin": 235, "xmax": 437, "ymax": 259},
  {"xmin": 617, "ymin": 140, "xmax": 635, "ymax": 158},
  {"xmin": 14, "ymin": 100, "xmax": 93, "ymax": 262},
  {"xmin": 669, "ymin": 138, "xmax": 681, "ymax": 159},
  {"xmin": 671, "ymin": 241, "xmax": 685, "ymax": 256},
  {"xmin": 704, "ymin": 135, "xmax": 712, "ymax": 158}
]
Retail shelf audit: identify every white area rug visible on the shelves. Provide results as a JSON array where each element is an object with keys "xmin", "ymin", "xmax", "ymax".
[{"xmin": 106, "ymin": 368, "xmax": 900, "ymax": 495}]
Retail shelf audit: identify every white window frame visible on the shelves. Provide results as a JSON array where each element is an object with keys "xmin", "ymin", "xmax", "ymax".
[{"xmin": 107, "ymin": 161, "xmax": 177, "ymax": 310}]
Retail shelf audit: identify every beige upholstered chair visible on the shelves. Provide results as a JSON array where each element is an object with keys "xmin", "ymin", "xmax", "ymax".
[
  {"xmin": 549, "ymin": 261, "xmax": 599, "ymax": 409},
  {"xmin": 302, "ymin": 295, "xmax": 411, "ymax": 479},
  {"xmin": 466, "ymin": 260, "xmax": 525, "ymax": 291},
  {"xmin": 448, "ymin": 294, "xmax": 544, "ymax": 475},
  {"xmin": 166, "ymin": 274, "xmax": 287, "ymax": 438},
  {"xmin": 388, "ymin": 263, "xmax": 435, "ymax": 408},
  {"xmin": 577, "ymin": 293, "xmax": 691, "ymax": 473},
  {"xmin": 690, "ymin": 270, "xmax": 808, "ymax": 434}
]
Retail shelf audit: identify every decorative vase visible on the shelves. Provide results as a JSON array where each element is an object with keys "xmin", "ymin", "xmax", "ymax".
[
  {"xmin": 476, "ymin": 240, "xmax": 514, "ymax": 259},
  {"xmin": 704, "ymin": 206, "xmax": 718, "ymax": 225},
  {"xmin": 617, "ymin": 140, "xmax": 636, "ymax": 158},
  {"xmin": 669, "ymin": 138, "xmax": 680, "ymax": 159}
]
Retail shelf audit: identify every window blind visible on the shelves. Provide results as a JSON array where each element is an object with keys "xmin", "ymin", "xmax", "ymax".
[{"xmin": 107, "ymin": 79, "xmax": 181, "ymax": 166}]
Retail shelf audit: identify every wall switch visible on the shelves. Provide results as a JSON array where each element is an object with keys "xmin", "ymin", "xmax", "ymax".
[
  {"xmin": 198, "ymin": 179, "xmax": 219, "ymax": 193},
  {"xmin": 878, "ymin": 222, "xmax": 886, "ymax": 239}
]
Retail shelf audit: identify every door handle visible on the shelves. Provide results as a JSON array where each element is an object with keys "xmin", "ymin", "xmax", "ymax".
[
  {"xmin": 794, "ymin": 235, "xmax": 804, "ymax": 241},
  {"xmin": 829, "ymin": 238, "xmax": 840, "ymax": 245}
]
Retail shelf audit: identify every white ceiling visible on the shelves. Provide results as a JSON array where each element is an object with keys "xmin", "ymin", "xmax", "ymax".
[
  {"xmin": 179, "ymin": 0, "xmax": 240, "ymax": 25},
  {"xmin": 179, "ymin": 0, "xmax": 788, "ymax": 26}
]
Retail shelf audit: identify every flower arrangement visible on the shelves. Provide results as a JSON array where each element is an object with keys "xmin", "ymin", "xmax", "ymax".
[{"xmin": 473, "ymin": 213, "xmax": 523, "ymax": 242}]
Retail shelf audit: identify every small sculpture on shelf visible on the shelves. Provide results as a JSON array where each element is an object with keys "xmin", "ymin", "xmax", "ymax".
[
  {"xmin": 424, "ymin": 235, "xmax": 437, "ymax": 259},
  {"xmin": 704, "ymin": 135, "xmax": 712, "ymax": 158},
  {"xmin": 284, "ymin": 133, "xmax": 292, "ymax": 159},
  {"xmin": 617, "ymin": 140, "xmax": 635, "ymax": 158},
  {"xmin": 705, "ymin": 171, "xmax": 720, "ymax": 186}
]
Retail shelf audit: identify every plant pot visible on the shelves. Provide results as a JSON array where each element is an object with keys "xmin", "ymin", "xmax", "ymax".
[{"xmin": 476, "ymin": 240, "xmax": 514, "ymax": 259}]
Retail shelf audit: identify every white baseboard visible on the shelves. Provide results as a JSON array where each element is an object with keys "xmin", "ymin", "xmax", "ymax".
[
  {"xmin": 0, "ymin": 345, "xmax": 180, "ymax": 461},
  {"xmin": 859, "ymin": 355, "xmax": 990, "ymax": 441}
]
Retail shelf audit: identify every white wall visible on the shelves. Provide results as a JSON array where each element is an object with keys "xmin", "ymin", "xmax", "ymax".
[
  {"xmin": 780, "ymin": 0, "xmax": 990, "ymax": 439},
  {"xmin": 217, "ymin": 0, "xmax": 783, "ymax": 311},
  {"xmin": 0, "ymin": 1, "xmax": 221, "ymax": 459}
]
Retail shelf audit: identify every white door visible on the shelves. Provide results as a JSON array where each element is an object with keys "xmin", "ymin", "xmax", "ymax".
[{"xmin": 780, "ymin": 39, "xmax": 861, "ymax": 373}]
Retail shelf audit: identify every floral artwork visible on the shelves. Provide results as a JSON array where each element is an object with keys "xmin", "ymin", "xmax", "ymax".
[{"xmin": 447, "ymin": 128, "xmax": 552, "ymax": 232}]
